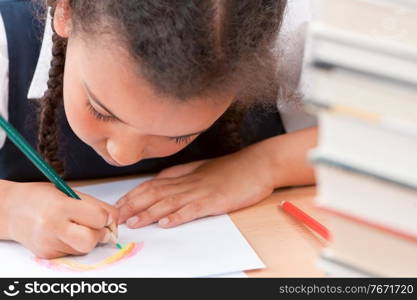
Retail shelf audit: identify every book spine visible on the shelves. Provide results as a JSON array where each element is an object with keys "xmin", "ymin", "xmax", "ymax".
[
  {"xmin": 310, "ymin": 59, "xmax": 417, "ymax": 91},
  {"xmin": 307, "ymin": 35, "xmax": 417, "ymax": 85},
  {"xmin": 306, "ymin": 101, "xmax": 417, "ymax": 138},
  {"xmin": 318, "ymin": 251, "xmax": 375, "ymax": 277},
  {"xmin": 314, "ymin": 0, "xmax": 417, "ymax": 42},
  {"xmin": 309, "ymin": 23, "xmax": 417, "ymax": 61},
  {"xmin": 309, "ymin": 152, "xmax": 417, "ymax": 192},
  {"xmin": 317, "ymin": 205, "xmax": 417, "ymax": 244}
]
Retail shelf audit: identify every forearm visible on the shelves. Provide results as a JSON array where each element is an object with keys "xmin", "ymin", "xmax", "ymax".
[
  {"xmin": 0, "ymin": 180, "xmax": 13, "ymax": 240},
  {"xmin": 253, "ymin": 126, "xmax": 318, "ymax": 189}
]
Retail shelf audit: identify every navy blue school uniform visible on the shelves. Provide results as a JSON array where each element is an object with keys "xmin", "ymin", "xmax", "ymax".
[{"xmin": 0, "ymin": 0, "xmax": 286, "ymax": 182}]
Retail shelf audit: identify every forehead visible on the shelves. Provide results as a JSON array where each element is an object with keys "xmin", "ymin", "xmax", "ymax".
[{"xmin": 70, "ymin": 35, "xmax": 234, "ymax": 136}]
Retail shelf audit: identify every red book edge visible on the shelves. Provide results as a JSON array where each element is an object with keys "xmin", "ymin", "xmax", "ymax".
[{"xmin": 317, "ymin": 205, "xmax": 417, "ymax": 244}]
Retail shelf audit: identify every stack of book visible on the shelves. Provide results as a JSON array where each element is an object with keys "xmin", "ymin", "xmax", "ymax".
[{"xmin": 304, "ymin": 0, "xmax": 417, "ymax": 277}]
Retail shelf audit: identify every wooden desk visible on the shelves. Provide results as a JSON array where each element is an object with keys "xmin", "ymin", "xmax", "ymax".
[
  {"xmin": 71, "ymin": 176, "xmax": 326, "ymax": 277},
  {"xmin": 233, "ymin": 185, "xmax": 327, "ymax": 277}
]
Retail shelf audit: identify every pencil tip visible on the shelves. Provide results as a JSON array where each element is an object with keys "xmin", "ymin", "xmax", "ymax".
[{"xmin": 116, "ymin": 243, "xmax": 123, "ymax": 249}]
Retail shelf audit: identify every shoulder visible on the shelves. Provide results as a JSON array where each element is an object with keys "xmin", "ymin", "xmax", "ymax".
[
  {"xmin": 28, "ymin": 9, "xmax": 52, "ymax": 99},
  {"xmin": 278, "ymin": 0, "xmax": 313, "ymax": 87},
  {"xmin": 282, "ymin": 0, "xmax": 313, "ymax": 33},
  {"xmin": 0, "ymin": 13, "xmax": 9, "ymax": 148},
  {"xmin": 0, "ymin": 5, "xmax": 50, "ymax": 150},
  {"xmin": 0, "ymin": 13, "xmax": 8, "ymax": 80},
  {"xmin": 0, "ymin": 13, "xmax": 7, "ymax": 64},
  {"xmin": 276, "ymin": 0, "xmax": 317, "ymax": 133}
]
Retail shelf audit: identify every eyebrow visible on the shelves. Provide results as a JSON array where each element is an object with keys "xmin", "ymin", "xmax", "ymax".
[{"xmin": 84, "ymin": 83, "xmax": 209, "ymax": 138}]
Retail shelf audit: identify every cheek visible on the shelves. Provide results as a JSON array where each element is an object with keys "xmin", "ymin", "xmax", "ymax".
[
  {"xmin": 62, "ymin": 67, "xmax": 107, "ymax": 147},
  {"xmin": 144, "ymin": 137, "xmax": 198, "ymax": 159},
  {"xmin": 64, "ymin": 100, "xmax": 100, "ymax": 145}
]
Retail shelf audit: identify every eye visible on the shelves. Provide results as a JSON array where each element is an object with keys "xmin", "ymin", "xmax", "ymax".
[
  {"xmin": 87, "ymin": 102, "xmax": 116, "ymax": 122},
  {"xmin": 173, "ymin": 136, "xmax": 193, "ymax": 145}
]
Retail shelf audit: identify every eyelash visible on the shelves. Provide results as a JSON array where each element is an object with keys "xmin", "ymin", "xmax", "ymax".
[
  {"xmin": 173, "ymin": 136, "xmax": 193, "ymax": 145},
  {"xmin": 87, "ymin": 102, "xmax": 194, "ymax": 145},
  {"xmin": 87, "ymin": 103, "xmax": 115, "ymax": 122}
]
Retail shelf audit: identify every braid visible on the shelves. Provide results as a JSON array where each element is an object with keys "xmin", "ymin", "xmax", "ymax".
[
  {"xmin": 35, "ymin": 0, "xmax": 287, "ymax": 168},
  {"xmin": 216, "ymin": 105, "xmax": 246, "ymax": 154},
  {"xmin": 199, "ymin": 103, "xmax": 246, "ymax": 156},
  {"xmin": 37, "ymin": 2, "xmax": 67, "ymax": 177}
]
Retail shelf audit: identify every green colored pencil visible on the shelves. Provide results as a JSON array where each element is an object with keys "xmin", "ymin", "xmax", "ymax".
[{"xmin": 0, "ymin": 115, "xmax": 121, "ymax": 248}]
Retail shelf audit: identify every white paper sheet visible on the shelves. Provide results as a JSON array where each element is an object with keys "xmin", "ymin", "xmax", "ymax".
[
  {"xmin": 0, "ymin": 177, "xmax": 264, "ymax": 277},
  {"xmin": 211, "ymin": 271, "xmax": 248, "ymax": 278}
]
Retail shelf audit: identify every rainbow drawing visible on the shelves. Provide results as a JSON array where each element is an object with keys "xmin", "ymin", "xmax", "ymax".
[{"xmin": 35, "ymin": 242, "xmax": 144, "ymax": 272}]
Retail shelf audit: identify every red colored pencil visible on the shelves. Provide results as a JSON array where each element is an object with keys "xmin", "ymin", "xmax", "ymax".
[{"xmin": 280, "ymin": 201, "xmax": 331, "ymax": 241}]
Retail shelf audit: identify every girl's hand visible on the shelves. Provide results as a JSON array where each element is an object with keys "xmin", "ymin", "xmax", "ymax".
[
  {"xmin": 4, "ymin": 182, "xmax": 119, "ymax": 259},
  {"xmin": 116, "ymin": 144, "xmax": 276, "ymax": 229}
]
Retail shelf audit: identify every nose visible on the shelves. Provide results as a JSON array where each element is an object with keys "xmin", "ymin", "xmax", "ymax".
[{"xmin": 106, "ymin": 136, "xmax": 144, "ymax": 166}]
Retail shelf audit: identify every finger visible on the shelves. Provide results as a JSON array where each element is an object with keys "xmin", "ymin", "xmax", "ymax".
[
  {"xmin": 115, "ymin": 177, "xmax": 187, "ymax": 208},
  {"xmin": 60, "ymin": 222, "xmax": 107, "ymax": 254},
  {"xmin": 117, "ymin": 181, "xmax": 192, "ymax": 224},
  {"xmin": 34, "ymin": 250, "xmax": 68, "ymax": 260},
  {"xmin": 158, "ymin": 200, "xmax": 213, "ymax": 228},
  {"xmin": 64, "ymin": 200, "xmax": 111, "ymax": 230},
  {"xmin": 32, "ymin": 234, "xmax": 81, "ymax": 259},
  {"xmin": 99, "ymin": 228, "xmax": 113, "ymax": 245},
  {"xmin": 43, "ymin": 223, "xmax": 84, "ymax": 256},
  {"xmin": 79, "ymin": 192, "xmax": 120, "ymax": 240},
  {"xmin": 125, "ymin": 192, "xmax": 194, "ymax": 229},
  {"xmin": 55, "ymin": 241, "xmax": 86, "ymax": 256},
  {"xmin": 155, "ymin": 160, "xmax": 209, "ymax": 179},
  {"xmin": 77, "ymin": 191, "xmax": 120, "ymax": 225}
]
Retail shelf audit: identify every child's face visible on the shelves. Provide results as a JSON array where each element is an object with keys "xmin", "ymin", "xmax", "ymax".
[{"xmin": 62, "ymin": 35, "xmax": 233, "ymax": 167}]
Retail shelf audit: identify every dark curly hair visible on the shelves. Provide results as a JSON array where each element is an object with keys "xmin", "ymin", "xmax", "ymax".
[{"xmin": 37, "ymin": 0, "xmax": 288, "ymax": 176}]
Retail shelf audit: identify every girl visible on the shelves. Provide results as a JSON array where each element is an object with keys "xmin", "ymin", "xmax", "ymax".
[{"xmin": 0, "ymin": 0, "xmax": 317, "ymax": 259}]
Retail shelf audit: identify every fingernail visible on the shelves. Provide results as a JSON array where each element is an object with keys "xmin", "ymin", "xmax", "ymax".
[
  {"xmin": 101, "ymin": 230, "xmax": 111, "ymax": 244},
  {"xmin": 108, "ymin": 221, "xmax": 117, "ymax": 235},
  {"xmin": 106, "ymin": 215, "xmax": 113, "ymax": 226},
  {"xmin": 113, "ymin": 225, "xmax": 119, "ymax": 238},
  {"xmin": 109, "ymin": 231, "xmax": 117, "ymax": 244},
  {"xmin": 127, "ymin": 216, "xmax": 140, "ymax": 228},
  {"xmin": 159, "ymin": 218, "xmax": 169, "ymax": 226}
]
